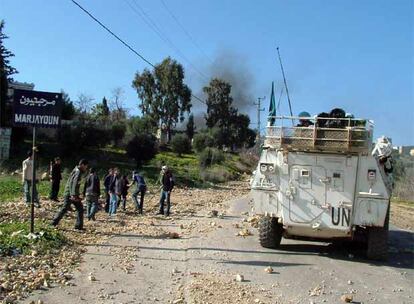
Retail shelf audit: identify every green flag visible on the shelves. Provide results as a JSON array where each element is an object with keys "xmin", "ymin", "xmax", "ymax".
[{"xmin": 268, "ymin": 82, "xmax": 276, "ymax": 126}]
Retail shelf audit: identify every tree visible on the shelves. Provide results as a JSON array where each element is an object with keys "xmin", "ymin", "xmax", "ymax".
[
  {"xmin": 102, "ymin": 96, "xmax": 110, "ymax": 116},
  {"xmin": 132, "ymin": 57, "xmax": 192, "ymax": 141},
  {"xmin": 75, "ymin": 93, "xmax": 94, "ymax": 115},
  {"xmin": 0, "ymin": 20, "xmax": 18, "ymax": 80},
  {"xmin": 126, "ymin": 133, "xmax": 157, "ymax": 167},
  {"xmin": 198, "ymin": 147, "xmax": 225, "ymax": 168},
  {"xmin": 186, "ymin": 113, "xmax": 195, "ymax": 140},
  {"xmin": 60, "ymin": 90, "xmax": 76, "ymax": 120},
  {"xmin": 110, "ymin": 87, "xmax": 128, "ymax": 121},
  {"xmin": 229, "ymin": 113, "xmax": 256, "ymax": 149},
  {"xmin": 203, "ymin": 78, "xmax": 237, "ymax": 130},
  {"xmin": 0, "ymin": 20, "xmax": 18, "ymax": 127},
  {"xmin": 91, "ymin": 96, "xmax": 110, "ymax": 122},
  {"xmin": 203, "ymin": 79, "xmax": 256, "ymax": 150},
  {"xmin": 126, "ymin": 115, "xmax": 157, "ymax": 139},
  {"xmin": 193, "ymin": 131, "xmax": 214, "ymax": 153},
  {"xmin": 171, "ymin": 134, "xmax": 191, "ymax": 156},
  {"xmin": 111, "ymin": 123, "xmax": 126, "ymax": 146},
  {"xmin": 0, "ymin": 54, "xmax": 7, "ymax": 127}
]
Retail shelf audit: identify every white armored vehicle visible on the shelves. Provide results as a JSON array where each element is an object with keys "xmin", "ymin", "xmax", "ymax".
[{"xmin": 250, "ymin": 114, "xmax": 394, "ymax": 260}]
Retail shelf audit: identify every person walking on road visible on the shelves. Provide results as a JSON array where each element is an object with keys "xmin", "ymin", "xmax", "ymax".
[
  {"xmin": 108, "ymin": 168, "xmax": 120, "ymax": 217},
  {"xmin": 51, "ymin": 159, "xmax": 89, "ymax": 230},
  {"xmin": 103, "ymin": 168, "xmax": 114, "ymax": 213},
  {"xmin": 22, "ymin": 150, "xmax": 39, "ymax": 207},
  {"xmin": 129, "ymin": 170, "xmax": 147, "ymax": 214},
  {"xmin": 49, "ymin": 157, "xmax": 62, "ymax": 202},
  {"xmin": 158, "ymin": 166, "xmax": 174, "ymax": 216},
  {"xmin": 83, "ymin": 167, "xmax": 100, "ymax": 221}
]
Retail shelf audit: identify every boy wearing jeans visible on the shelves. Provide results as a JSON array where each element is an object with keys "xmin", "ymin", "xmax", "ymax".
[
  {"xmin": 22, "ymin": 151, "xmax": 39, "ymax": 207},
  {"xmin": 108, "ymin": 168, "xmax": 120, "ymax": 216},
  {"xmin": 83, "ymin": 167, "xmax": 100, "ymax": 221},
  {"xmin": 51, "ymin": 159, "xmax": 89, "ymax": 230},
  {"xmin": 158, "ymin": 166, "xmax": 174, "ymax": 216},
  {"xmin": 130, "ymin": 171, "xmax": 147, "ymax": 214}
]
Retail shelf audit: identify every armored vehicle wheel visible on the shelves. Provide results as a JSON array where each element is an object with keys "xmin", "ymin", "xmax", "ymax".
[
  {"xmin": 366, "ymin": 207, "xmax": 389, "ymax": 261},
  {"xmin": 259, "ymin": 216, "xmax": 283, "ymax": 249}
]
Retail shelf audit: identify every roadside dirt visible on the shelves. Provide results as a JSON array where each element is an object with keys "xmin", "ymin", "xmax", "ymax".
[
  {"xmin": 0, "ymin": 181, "xmax": 248, "ymax": 303},
  {"xmin": 1, "ymin": 182, "xmax": 413, "ymax": 304},
  {"xmin": 390, "ymin": 201, "xmax": 414, "ymax": 230}
]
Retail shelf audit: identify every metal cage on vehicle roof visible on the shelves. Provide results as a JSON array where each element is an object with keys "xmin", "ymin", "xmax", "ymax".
[{"xmin": 264, "ymin": 116, "xmax": 374, "ymax": 154}]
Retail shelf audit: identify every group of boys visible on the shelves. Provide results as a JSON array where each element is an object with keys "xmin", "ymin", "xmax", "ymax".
[
  {"xmin": 21, "ymin": 153, "xmax": 175, "ymax": 231},
  {"xmin": 103, "ymin": 168, "xmax": 145, "ymax": 216}
]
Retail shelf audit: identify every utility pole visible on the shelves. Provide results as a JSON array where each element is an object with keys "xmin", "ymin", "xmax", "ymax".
[{"xmin": 253, "ymin": 96, "xmax": 266, "ymax": 137}]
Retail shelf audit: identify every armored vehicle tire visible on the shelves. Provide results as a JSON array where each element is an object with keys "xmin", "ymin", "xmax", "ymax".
[
  {"xmin": 259, "ymin": 216, "xmax": 283, "ymax": 249},
  {"xmin": 366, "ymin": 207, "xmax": 389, "ymax": 261}
]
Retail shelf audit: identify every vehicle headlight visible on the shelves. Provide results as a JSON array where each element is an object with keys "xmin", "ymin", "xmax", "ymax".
[{"xmin": 260, "ymin": 163, "xmax": 276, "ymax": 174}]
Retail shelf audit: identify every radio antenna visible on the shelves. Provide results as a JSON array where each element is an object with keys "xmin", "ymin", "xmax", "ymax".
[{"xmin": 276, "ymin": 47, "xmax": 294, "ymax": 123}]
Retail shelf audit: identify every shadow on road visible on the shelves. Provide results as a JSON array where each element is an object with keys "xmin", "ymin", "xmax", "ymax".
[
  {"xmin": 217, "ymin": 260, "xmax": 308, "ymax": 268},
  {"xmin": 277, "ymin": 229, "xmax": 414, "ymax": 270},
  {"xmin": 134, "ymin": 229, "xmax": 413, "ymax": 270}
]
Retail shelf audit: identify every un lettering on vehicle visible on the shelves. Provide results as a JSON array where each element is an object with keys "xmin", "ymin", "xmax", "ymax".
[{"xmin": 331, "ymin": 206, "xmax": 351, "ymax": 227}]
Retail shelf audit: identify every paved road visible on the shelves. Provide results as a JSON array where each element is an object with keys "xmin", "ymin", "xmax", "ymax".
[{"xmin": 24, "ymin": 196, "xmax": 413, "ymax": 304}]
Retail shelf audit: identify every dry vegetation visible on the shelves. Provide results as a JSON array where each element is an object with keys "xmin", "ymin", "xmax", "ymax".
[{"xmin": 0, "ymin": 181, "xmax": 249, "ymax": 303}]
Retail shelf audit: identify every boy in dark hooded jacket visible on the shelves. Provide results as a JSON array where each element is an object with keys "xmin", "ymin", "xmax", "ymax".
[{"xmin": 83, "ymin": 167, "xmax": 100, "ymax": 221}]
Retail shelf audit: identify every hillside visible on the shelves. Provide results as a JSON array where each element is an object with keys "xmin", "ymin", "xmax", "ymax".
[{"xmin": 0, "ymin": 148, "xmax": 255, "ymax": 203}]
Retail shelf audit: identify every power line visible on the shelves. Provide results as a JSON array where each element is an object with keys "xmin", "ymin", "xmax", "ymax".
[
  {"xmin": 69, "ymin": 0, "xmax": 206, "ymax": 105},
  {"xmin": 276, "ymin": 47, "xmax": 294, "ymax": 126},
  {"xmin": 160, "ymin": 0, "xmax": 212, "ymax": 64},
  {"xmin": 70, "ymin": 0, "xmax": 154, "ymax": 68},
  {"xmin": 126, "ymin": 0, "xmax": 209, "ymax": 81}
]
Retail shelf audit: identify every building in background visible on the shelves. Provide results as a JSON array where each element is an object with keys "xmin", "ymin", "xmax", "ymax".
[
  {"xmin": 0, "ymin": 81, "xmax": 34, "ymax": 160},
  {"xmin": 397, "ymin": 145, "xmax": 414, "ymax": 156}
]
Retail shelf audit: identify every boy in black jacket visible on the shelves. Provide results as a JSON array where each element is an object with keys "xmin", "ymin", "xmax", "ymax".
[
  {"xmin": 51, "ymin": 159, "xmax": 89, "ymax": 230},
  {"xmin": 158, "ymin": 166, "xmax": 174, "ymax": 216},
  {"xmin": 49, "ymin": 157, "xmax": 62, "ymax": 201},
  {"xmin": 83, "ymin": 167, "xmax": 101, "ymax": 221},
  {"xmin": 103, "ymin": 168, "xmax": 114, "ymax": 213},
  {"xmin": 119, "ymin": 174, "xmax": 129, "ymax": 211}
]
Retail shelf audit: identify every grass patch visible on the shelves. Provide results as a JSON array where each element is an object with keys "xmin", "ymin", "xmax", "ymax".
[
  {"xmin": 146, "ymin": 152, "xmax": 203, "ymax": 187},
  {"xmin": 0, "ymin": 221, "xmax": 66, "ymax": 256},
  {"xmin": 1, "ymin": 146, "xmax": 253, "ymax": 202},
  {"xmin": 391, "ymin": 198, "xmax": 414, "ymax": 206},
  {"xmin": 0, "ymin": 176, "xmax": 22, "ymax": 202},
  {"xmin": 0, "ymin": 176, "xmax": 57, "ymax": 203}
]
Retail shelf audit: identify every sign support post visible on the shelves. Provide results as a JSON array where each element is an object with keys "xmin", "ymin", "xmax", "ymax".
[
  {"xmin": 12, "ymin": 89, "xmax": 62, "ymax": 234},
  {"xmin": 30, "ymin": 126, "xmax": 36, "ymax": 233}
]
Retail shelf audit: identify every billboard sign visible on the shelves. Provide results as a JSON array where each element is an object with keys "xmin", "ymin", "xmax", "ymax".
[{"xmin": 13, "ymin": 89, "xmax": 62, "ymax": 128}]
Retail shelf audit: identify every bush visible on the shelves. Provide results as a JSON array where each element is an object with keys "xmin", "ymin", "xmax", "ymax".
[
  {"xmin": 126, "ymin": 133, "xmax": 158, "ymax": 167},
  {"xmin": 394, "ymin": 170, "xmax": 414, "ymax": 201},
  {"xmin": 193, "ymin": 132, "xmax": 214, "ymax": 153},
  {"xmin": 111, "ymin": 123, "xmax": 126, "ymax": 146},
  {"xmin": 58, "ymin": 124, "xmax": 111, "ymax": 156},
  {"xmin": 0, "ymin": 221, "xmax": 66, "ymax": 256},
  {"xmin": 126, "ymin": 116, "xmax": 156, "ymax": 140},
  {"xmin": 198, "ymin": 147, "xmax": 225, "ymax": 168},
  {"xmin": 238, "ymin": 151, "xmax": 259, "ymax": 170},
  {"xmin": 171, "ymin": 134, "xmax": 191, "ymax": 156},
  {"xmin": 210, "ymin": 127, "xmax": 229, "ymax": 149},
  {"xmin": 200, "ymin": 166, "xmax": 235, "ymax": 184}
]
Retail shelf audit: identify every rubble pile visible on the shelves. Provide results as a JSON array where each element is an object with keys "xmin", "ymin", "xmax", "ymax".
[
  {"xmin": 0, "ymin": 181, "xmax": 249, "ymax": 303},
  {"xmin": 185, "ymin": 274, "xmax": 279, "ymax": 304},
  {"xmin": 0, "ymin": 246, "xmax": 82, "ymax": 303}
]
